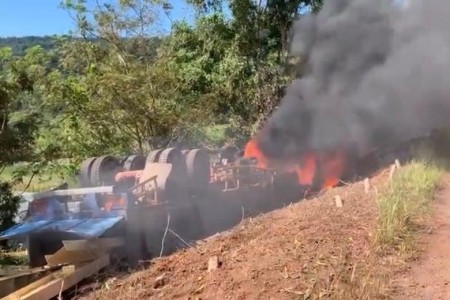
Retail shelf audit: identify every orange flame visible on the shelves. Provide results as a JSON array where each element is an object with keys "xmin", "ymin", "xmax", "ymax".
[
  {"xmin": 296, "ymin": 152, "xmax": 317, "ymax": 186},
  {"xmin": 243, "ymin": 138, "xmax": 346, "ymax": 189},
  {"xmin": 319, "ymin": 151, "xmax": 346, "ymax": 188},
  {"xmin": 244, "ymin": 139, "xmax": 268, "ymax": 168}
]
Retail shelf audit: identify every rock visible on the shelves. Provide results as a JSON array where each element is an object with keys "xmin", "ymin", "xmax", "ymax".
[
  {"xmin": 153, "ymin": 273, "xmax": 167, "ymax": 289},
  {"xmin": 208, "ymin": 256, "xmax": 220, "ymax": 272}
]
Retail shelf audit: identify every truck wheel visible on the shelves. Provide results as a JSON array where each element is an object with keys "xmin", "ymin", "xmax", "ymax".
[
  {"xmin": 90, "ymin": 156, "xmax": 121, "ymax": 186},
  {"xmin": 158, "ymin": 148, "xmax": 188, "ymax": 199},
  {"xmin": 146, "ymin": 149, "xmax": 164, "ymax": 164},
  {"xmin": 123, "ymin": 155, "xmax": 146, "ymax": 172},
  {"xmin": 79, "ymin": 157, "xmax": 98, "ymax": 187},
  {"xmin": 185, "ymin": 149, "xmax": 210, "ymax": 197},
  {"xmin": 158, "ymin": 148, "xmax": 186, "ymax": 173}
]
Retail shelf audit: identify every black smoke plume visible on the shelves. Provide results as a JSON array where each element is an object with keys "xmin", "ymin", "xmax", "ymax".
[{"xmin": 257, "ymin": 0, "xmax": 450, "ymax": 163}]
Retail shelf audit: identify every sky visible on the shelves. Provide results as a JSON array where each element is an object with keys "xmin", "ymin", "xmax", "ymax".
[
  {"xmin": 0, "ymin": 0, "xmax": 404, "ymax": 38},
  {"xmin": 0, "ymin": 0, "xmax": 197, "ymax": 37}
]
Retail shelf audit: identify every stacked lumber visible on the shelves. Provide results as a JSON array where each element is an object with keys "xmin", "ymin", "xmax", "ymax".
[{"xmin": 0, "ymin": 238, "xmax": 122, "ymax": 300}]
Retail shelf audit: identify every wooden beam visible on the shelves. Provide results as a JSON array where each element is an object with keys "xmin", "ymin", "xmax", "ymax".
[
  {"xmin": 0, "ymin": 266, "xmax": 30, "ymax": 277},
  {"xmin": 62, "ymin": 238, "xmax": 124, "ymax": 252},
  {"xmin": 1, "ymin": 269, "xmax": 62, "ymax": 300},
  {"xmin": 44, "ymin": 247, "xmax": 102, "ymax": 267},
  {"xmin": 0, "ymin": 266, "xmax": 61, "ymax": 298},
  {"xmin": 16, "ymin": 255, "xmax": 109, "ymax": 300},
  {"xmin": 363, "ymin": 178, "xmax": 371, "ymax": 194},
  {"xmin": 389, "ymin": 164, "xmax": 397, "ymax": 181},
  {"xmin": 395, "ymin": 159, "xmax": 401, "ymax": 169}
]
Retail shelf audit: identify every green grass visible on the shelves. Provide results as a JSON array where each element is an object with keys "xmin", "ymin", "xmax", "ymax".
[
  {"xmin": 0, "ymin": 161, "xmax": 76, "ymax": 193},
  {"xmin": 0, "ymin": 250, "xmax": 28, "ymax": 266},
  {"xmin": 376, "ymin": 161, "xmax": 443, "ymax": 255}
]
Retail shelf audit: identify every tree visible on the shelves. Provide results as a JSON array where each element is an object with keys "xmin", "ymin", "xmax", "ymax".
[
  {"xmin": 0, "ymin": 182, "xmax": 21, "ymax": 232},
  {"xmin": 0, "ymin": 47, "xmax": 39, "ymax": 230},
  {"xmin": 27, "ymin": 0, "xmax": 214, "ymax": 158}
]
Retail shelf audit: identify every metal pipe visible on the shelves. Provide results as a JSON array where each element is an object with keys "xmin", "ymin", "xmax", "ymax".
[{"xmin": 32, "ymin": 186, "xmax": 117, "ymax": 198}]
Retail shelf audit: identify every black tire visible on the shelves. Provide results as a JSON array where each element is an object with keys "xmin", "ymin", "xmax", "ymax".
[
  {"xmin": 158, "ymin": 148, "xmax": 187, "ymax": 176},
  {"xmin": 123, "ymin": 155, "xmax": 146, "ymax": 172},
  {"xmin": 90, "ymin": 156, "xmax": 122, "ymax": 186},
  {"xmin": 185, "ymin": 149, "xmax": 210, "ymax": 197},
  {"xmin": 158, "ymin": 148, "xmax": 188, "ymax": 201},
  {"xmin": 79, "ymin": 157, "xmax": 98, "ymax": 187},
  {"xmin": 146, "ymin": 149, "xmax": 164, "ymax": 164}
]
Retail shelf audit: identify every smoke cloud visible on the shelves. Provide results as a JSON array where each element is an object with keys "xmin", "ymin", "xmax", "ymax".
[{"xmin": 257, "ymin": 0, "xmax": 450, "ymax": 163}]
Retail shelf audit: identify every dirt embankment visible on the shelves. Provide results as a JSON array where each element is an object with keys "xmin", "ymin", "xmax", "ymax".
[{"xmin": 76, "ymin": 168, "xmax": 403, "ymax": 300}]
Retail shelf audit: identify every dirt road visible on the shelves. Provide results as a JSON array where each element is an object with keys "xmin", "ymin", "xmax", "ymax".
[{"xmin": 398, "ymin": 175, "xmax": 450, "ymax": 299}]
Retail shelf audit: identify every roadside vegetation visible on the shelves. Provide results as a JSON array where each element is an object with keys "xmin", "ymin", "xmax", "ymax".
[
  {"xmin": 0, "ymin": 250, "xmax": 27, "ymax": 266},
  {"xmin": 375, "ymin": 132, "xmax": 450, "ymax": 257},
  {"xmin": 376, "ymin": 161, "xmax": 442, "ymax": 256},
  {"xmin": 331, "ymin": 156, "xmax": 445, "ymax": 299}
]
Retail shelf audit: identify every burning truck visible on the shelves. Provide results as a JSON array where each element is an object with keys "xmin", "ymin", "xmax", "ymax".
[
  {"xmin": 0, "ymin": 147, "xmax": 290, "ymax": 269},
  {"xmin": 0, "ymin": 130, "xmax": 433, "ymax": 300},
  {"xmin": 0, "ymin": 123, "xmax": 432, "ymax": 271}
]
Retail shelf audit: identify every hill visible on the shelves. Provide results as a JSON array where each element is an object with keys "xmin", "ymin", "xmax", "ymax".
[{"xmin": 0, "ymin": 36, "xmax": 163, "ymax": 57}]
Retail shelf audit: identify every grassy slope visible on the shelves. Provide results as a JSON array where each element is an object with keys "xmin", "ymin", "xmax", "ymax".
[{"xmin": 376, "ymin": 161, "xmax": 442, "ymax": 257}]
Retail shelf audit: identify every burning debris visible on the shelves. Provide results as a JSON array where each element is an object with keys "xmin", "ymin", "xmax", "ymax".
[
  {"xmin": 243, "ymin": 139, "xmax": 347, "ymax": 189},
  {"xmin": 250, "ymin": 0, "xmax": 450, "ymax": 187}
]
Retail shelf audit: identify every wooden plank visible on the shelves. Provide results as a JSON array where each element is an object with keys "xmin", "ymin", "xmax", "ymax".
[
  {"xmin": 335, "ymin": 195, "xmax": 343, "ymax": 208},
  {"xmin": 62, "ymin": 238, "xmax": 124, "ymax": 251},
  {"xmin": 389, "ymin": 164, "xmax": 397, "ymax": 181},
  {"xmin": 0, "ymin": 266, "xmax": 30, "ymax": 277},
  {"xmin": 18, "ymin": 255, "xmax": 109, "ymax": 300},
  {"xmin": 1, "ymin": 270, "xmax": 61, "ymax": 300},
  {"xmin": 0, "ymin": 266, "xmax": 61, "ymax": 298},
  {"xmin": 363, "ymin": 178, "xmax": 371, "ymax": 194},
  {"xmin": 45, "ymin": 247, "xmax": 102, "ymax": 267}
]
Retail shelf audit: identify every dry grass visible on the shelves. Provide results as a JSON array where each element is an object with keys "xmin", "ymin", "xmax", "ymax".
[{"xmin": 376, "ymin": 161, "xmax": 443, "ymax": 257}]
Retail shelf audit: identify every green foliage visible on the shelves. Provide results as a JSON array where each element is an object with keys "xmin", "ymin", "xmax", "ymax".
[
  {"xmin": 376, "ymin": 161, "xmax": 442, "ymax": 254},
  {"xmin": 0, "ymin": 0, "xmax": 325, "ymax": 195},
  {"xmin": 0, "ymin": 250, "xmax": 28, "ymax": 266},
  {"xmin": 0, "ymin": 182, "xmax": 22, "ymax": 231}
]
